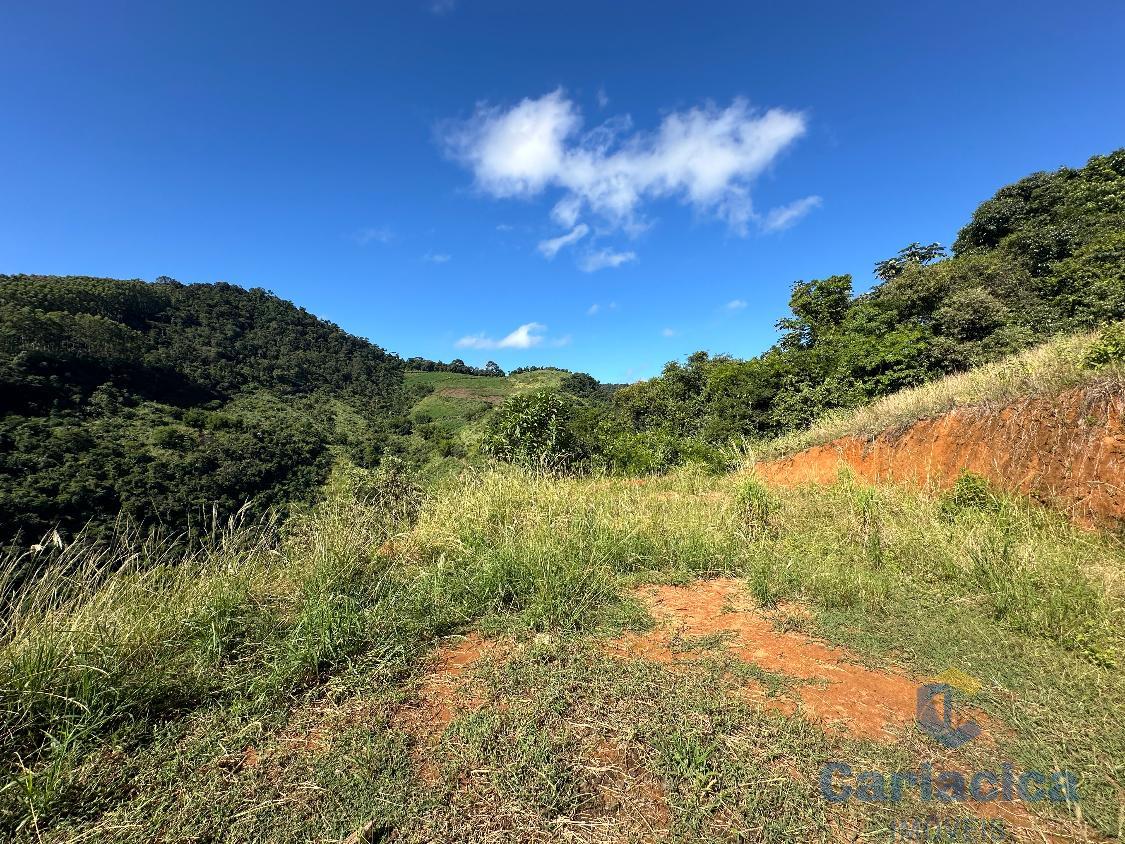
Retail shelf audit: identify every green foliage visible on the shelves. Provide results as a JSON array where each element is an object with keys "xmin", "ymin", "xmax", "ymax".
[
  {"xmin": 1048, "ymin": 231, "xmax": 1125, "ymax": 326},
  {"xmin": 482, "ymin": 391, "xmax": 585, "ymax": 470},
  {"xmin": 1083, "ymin": 321, "xmax": 1125, "ymax": 369},
  {"xmin": 873, "ymin": 241, "xmax": 947, "ymax": 281},
  {"xmin": 0, "ymin": 275, "xmax": 408, "ymax": 543},
  {"xmin": 592, "ymin": 148, "xmax": 1125, "ymax": 464},
  {"xmin": 938, "ymin": 471, "xmax": 1003, "ymax": 519}
]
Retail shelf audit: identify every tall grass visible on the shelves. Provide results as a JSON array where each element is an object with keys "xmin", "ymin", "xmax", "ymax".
[
  {"xmin": 0, "ymin": 464, "xmax": 431, "ymax": 832},
  {"xmin": 2, "ymin": 463, "xmax": 1123, "ymax": 836},
  {"xmin": 754, "ymin": 327, "xmax": 1125, "ymax": 461}
]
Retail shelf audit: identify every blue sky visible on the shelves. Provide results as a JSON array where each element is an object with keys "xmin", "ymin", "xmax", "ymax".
[{"xmin": 3, "ymin": 1, "xmax": 1123, "ymax": 382}]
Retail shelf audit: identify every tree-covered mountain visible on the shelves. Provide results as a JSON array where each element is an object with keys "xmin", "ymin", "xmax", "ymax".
[
  {"xmin": 0, "ymin": 276, "xmax": 408, "ymax": 543},
  {"xmin": 606, "ymin": 150, "xmax": 1125, "ymax": 441}
]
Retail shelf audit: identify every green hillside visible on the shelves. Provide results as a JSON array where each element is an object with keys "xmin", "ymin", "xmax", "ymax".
[
  {"xmin": 403, "ymin": 368, "xmax": 569, "ymax": 476},
  {"xmin": 0, "ymin": 276, "xmax": 408, "ymax": 543},
  {"xmin": 471, "ymin": 149, "xmax": 1125, "ymax": 477},
  {"xmin": 4, "ymin": 150, "xmax": 1123, "ymax": 544}
]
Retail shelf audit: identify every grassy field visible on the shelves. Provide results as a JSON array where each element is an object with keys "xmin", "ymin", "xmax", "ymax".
[
  {"xmin": 405, "ymin": 369, "xmax": 568, "ymax": 477},
  {"xmin": 755, "ymin": 326, "xmax": 1125, "ymax": 461},
  {"xmin": 407, "ymin": 369, "xmax": 567, "ymax": 424},
  {"xmin": 2, "ymin": 462, "xmax": 1122, "ymax": 842}
]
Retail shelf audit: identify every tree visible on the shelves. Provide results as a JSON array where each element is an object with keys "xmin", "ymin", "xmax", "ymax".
[
  {"xmin": 559, "ymin": 372, "xmax": 602, "ymax": 401},
  {"xmin": 776, "ymin": 275, "xmax": 853, "ymax": 349},
  {"xmin": 484, "ymin": 360, "xmax": 504, "ymax": 377},
  {"xmin": 874, "ymin": 243, "xmax": 947, "ymax": 281}
]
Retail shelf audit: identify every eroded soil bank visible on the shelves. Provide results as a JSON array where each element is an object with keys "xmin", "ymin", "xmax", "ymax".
[{"xmin": 756, "ymin": 384, "xmax": 1125, "ymax": 526}]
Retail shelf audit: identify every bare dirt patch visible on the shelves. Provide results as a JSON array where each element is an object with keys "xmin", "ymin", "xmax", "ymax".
[
  {"xmin": 392, "ymin": 632, "xmax": 498, "ymax": 782},
  {"xmin": 578, "ymin": 739, "xmax": 672, "ymax": 840},
  {"xmin": 610, "ymin": 579, "xmax": 1098, "ymax": 843},
  {"xmin": 611, "ymin": 578, "xmax": 944, "ymax": 742}
]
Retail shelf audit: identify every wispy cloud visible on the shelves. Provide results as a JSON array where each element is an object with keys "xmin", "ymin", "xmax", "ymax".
[
  {"xmin": 725, "ymin": 299, "xmax": 748, "ymax": 311},
  {"xmin": 441, "ymin": 88, "xmax": 812, "ymax": 259},
  {"xmin": 354, "ymin": 226, "xmax": 395, "ymax": 245},
  {"xmin": 579, "ymin": 248, "xmax": 636, "ymax": 273},
  {"xmin": 422, "ymin": 252, "xmax": 452, "ymax": 264},
  {"xmin": 537, "ymin": 223, "xmax": 589, "ymax": 258},
  {"xmin": 456, "ymin": 322, "xmax": 547, "ymax": 350},
  {"xmin": 596, "ymin": 86, "xmax": 610, "ymax": 109},
  {"xmin": 587, "ymin": 301, "xmax": 618, "ymax": 316},
  {"xmin": 430, "ymin": 0, "xmax": 456, "ymax": 14},
  {"xmin": 762, "ymin": 195, "xmax": 822, "ymax": 232},
  {"xmin": 661, "ymin": 327, "xmax": 678, "ymax": 337}
]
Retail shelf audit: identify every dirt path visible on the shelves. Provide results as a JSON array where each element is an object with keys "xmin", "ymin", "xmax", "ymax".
[{"xmin": 609, "ymin": 579, "xmax": 950, "ymax": 742}]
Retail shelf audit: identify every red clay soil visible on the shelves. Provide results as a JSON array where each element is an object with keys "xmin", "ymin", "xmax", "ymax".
[
  {"xmin": 392, "ymin": 632, "xmax": 496, "ymax": 782},
  {"xmin": 755, "ymin": 384, "xmax": 1125, "ymax": 526},
  {"xmin": 610, "ymin": 579, "xmax": 974, "ymax": 743},
  {"xmin": 612, "ymin": 580, "xmax": 1092, "ymax": 844}
]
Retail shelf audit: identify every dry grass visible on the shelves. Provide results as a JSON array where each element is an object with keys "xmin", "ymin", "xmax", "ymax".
[{"xmin": 753, "ymin": 329, "xmax": 1125, "ymax": 461}]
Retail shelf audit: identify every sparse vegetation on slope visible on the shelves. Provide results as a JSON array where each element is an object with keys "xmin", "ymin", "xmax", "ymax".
[{"xmin": 755, "ymin": 323, "xmax": 1125, "ymax": 460}]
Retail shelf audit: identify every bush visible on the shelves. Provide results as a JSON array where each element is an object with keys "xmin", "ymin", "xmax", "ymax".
[
  {"xmin": 1083, "ymin": 322, "xmax": 1125, "ymax": 369},
  {"xmin": 482, "ymin": 391, "xmax": 585, "ymax": 471},
  {"xmin": 939, "ymin": 471, "xmax": 1003, "ymax": 518}
]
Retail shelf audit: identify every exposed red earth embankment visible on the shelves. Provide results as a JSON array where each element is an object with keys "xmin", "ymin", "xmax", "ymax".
[{"xmin": 756, "ymin": 384, "xmax": 1125, "ymax": 526}]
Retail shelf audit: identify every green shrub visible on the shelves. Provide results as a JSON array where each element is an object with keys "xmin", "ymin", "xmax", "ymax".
[
  {"xmin": 482, "ymin": 391, "xmax": 585, "ymax": 470},
  {"xmin": 938, "ymin": 470, "xmax": 1003, "ymax": 518},
  {"xmin": 1082, "ymin": 322, "xmax": 1125, "ymax": 368}
]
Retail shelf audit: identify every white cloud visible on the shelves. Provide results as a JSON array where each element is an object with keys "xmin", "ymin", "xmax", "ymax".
[
  {"xmin": 431, "ymin": 0, "xmax": 456, "ymax": 14},
  {"xmin": 537, "ymin": 223, "xmax": 589, "ymax": 259},
  {"xmin": 456, "ymin": 322, "xmax": 547, "ymax": 350},
  {"xmin": 762, "ymin": 195, "xmax": 822, "ymax": 232},
  {"xmin": 596, "ymin": 87, "xmax": 610, "ymax": 109},
  {"xmin": 551, "ymin": 195, "xmax": 582, "ymax": 228},
  {"xmin": 442, "ymin": 89, "xmax": 809, "ymax": 239},
  {"xmin": 422, "ymin": 252, "xmax": 452, "ymax": 263},
  {"xmin": 586, "ymin": 301, "xmax": 618, "ymax": 316},
  {"xmin": 579, "ymin": 248, "xmax": 636, "ymax": 273},
  {"xmin": 661, "ymin": 328, "xmax": 678, "ymax": 337},
  {"xmin": 354, "ymin": 226, "xmax": 395, "ymax": 245},
  {"xmin": 725, "ymin": 299, "xmax": 748, "ymax": 311},
  {"xmin": 443, "ymin": 89, "xmax": 580, "ymax": 198}
]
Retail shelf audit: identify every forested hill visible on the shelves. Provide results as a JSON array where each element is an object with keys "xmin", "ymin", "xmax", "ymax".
[
  {"xmin": 0, "ymin": 276, "xmax": 408, "ymax": 542},
  {"xmin": 607, "ymin": 148, "xmax": 1125, "ymax": 447}
]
